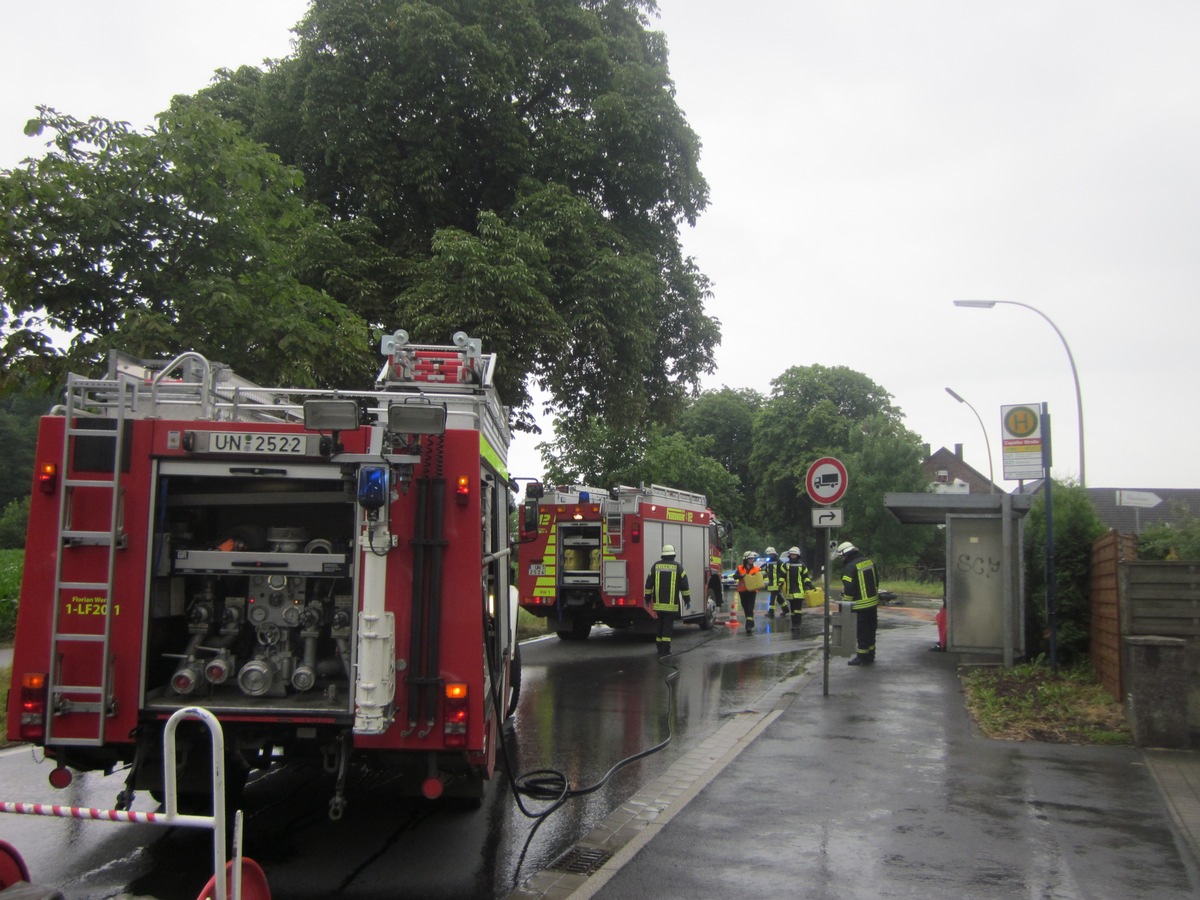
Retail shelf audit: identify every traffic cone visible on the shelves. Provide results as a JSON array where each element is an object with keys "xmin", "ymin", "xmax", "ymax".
[{"xmin": 728, "ymin": 596, "xmax": 739, "ymax": 624}]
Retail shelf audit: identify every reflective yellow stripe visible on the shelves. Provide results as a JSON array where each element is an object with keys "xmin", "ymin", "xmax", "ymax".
[{"xmin": 479, "ymin": 435, "xmax": 509, "ymax": 482}]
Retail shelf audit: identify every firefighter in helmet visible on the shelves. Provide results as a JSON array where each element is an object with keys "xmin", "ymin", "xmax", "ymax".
[
  {"xmin": 837, "ymin": 540, "xmax": 880, "ymax": 665},
  {"xmin": 779, "ymin": 546, "xmax": 815, "ymax": 633},
  {"xmin": 761, "ymin": 546, "xmax": 785, "ymax": 618},
  {"xmin": 645, "ymin": 544, "xmax": 691, "ymax": 657},
  {"xmin": 734, "ymin": 550, "xmax": 762, "ymax": 634}
]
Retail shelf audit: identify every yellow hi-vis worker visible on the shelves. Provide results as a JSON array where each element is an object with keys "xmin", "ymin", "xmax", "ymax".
[
  {"xmin": 779, "ymin": 547, "xmax": 815, "ymax": 633},
  {"xmin": 645, "ymin": 544, "xmax": 691, "ymax": 657}
]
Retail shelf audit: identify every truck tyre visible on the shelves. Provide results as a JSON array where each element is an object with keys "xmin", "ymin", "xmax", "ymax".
[
  {"xmin": 555, "ymin": 616, "xmax": 592, "ymax": 641},
  {"xmin": 505, "ymin": 643, "xmax": 522, "ymax": 719},
  {"xmin": 697, "ymin": 585, "xmax": 718, "ymax": 631}
]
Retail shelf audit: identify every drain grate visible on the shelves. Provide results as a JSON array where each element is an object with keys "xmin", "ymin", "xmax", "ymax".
[{"xmin": 547, "ymin": 846, "xmax": 613, "ymax": 875}]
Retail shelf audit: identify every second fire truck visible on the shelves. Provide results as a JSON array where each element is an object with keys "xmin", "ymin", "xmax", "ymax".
[{"xmin": 517, "ymin": 483, "xmax": 728, "ymax": 640}]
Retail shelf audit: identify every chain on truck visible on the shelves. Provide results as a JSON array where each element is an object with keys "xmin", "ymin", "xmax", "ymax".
[
  {"xmin": 516, "ymin": 483, "xmax": 730, "ymax": 640},
  {"xmin": 6, "ymin": 329, "xmax": 522, "ymax": 818}
]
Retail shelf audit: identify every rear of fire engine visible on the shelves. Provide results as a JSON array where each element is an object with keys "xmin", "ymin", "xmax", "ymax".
[
  {"xmin": 7, "ymin": 330, "xmax": 520, "ymax": 817},
  {"xmin": 516, "ymin": 483, "xmax": 728, "ymax": 640}
]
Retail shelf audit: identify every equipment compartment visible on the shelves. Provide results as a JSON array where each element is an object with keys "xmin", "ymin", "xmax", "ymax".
[{"xmin": 143, "ymin": 460, "xmax": 357, "ymax": 716}]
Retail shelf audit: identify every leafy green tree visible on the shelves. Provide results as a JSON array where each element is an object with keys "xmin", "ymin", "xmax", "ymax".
[
  {"xmin": 675, "ymin": 386, "xmax": 761, "ymax": 514},
  {"xmin": 1023, "ymin": 481, "xmax": 1106, "ymax": 665},
  {"xmin": 537, "ymin": 415, "xmax": 737, "ymax": 517},
  {"xmin": 0, "ymin": 107, "xmax": 375, "ymax": 390},
  {"xmin": 842, "ymin": 413, "xmax": 938, "ymax": 572},
  {"xmin": 638, "ymin": 431, "xmax": 740, "ymax": 516},
  {"xmin": 189, "ymin": 0, "xmax": 718, "ymax": 431},
  {"xmin": 749, "ymin": 364, "xmax": 922, "ymax": 566},
  {"xmin": 539, "ymin": 414, "xmax": 647, "ymax": 487},
  {"xmin": 0, "ymin": 393, "xmax": 49, "ymax": 510}
]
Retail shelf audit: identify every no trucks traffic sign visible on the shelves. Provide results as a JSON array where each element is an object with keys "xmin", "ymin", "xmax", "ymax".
[{"xmin": 805, "ymin": 456, "xmax": 847, "ymax": 505}]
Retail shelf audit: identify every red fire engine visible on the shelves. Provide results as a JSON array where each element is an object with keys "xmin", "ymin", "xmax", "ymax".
[
  {"xmin": 516, "ymin": 483, "xmax": 728, "ymax": 640},
  {"xmin": 7, "ymin": 330, "xmax": 520, "ymax": 817}
]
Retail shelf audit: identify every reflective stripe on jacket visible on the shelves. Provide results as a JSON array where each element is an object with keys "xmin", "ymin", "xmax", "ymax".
[
  {"xmin": 645, "ymin": 559, "xmax": 691, "ymax": 612},
  {"xmin": 780, "ymin": 561, "xmax": 814, "ymax": 599},
  {"xmin": 841, "ymin": 554, "xmax": 879, "ymax": 610}
]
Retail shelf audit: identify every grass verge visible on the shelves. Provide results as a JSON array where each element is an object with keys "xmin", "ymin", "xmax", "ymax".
[
  {"xmin": 517, "ymin": 607, "xmax": 550, "ymax": 642},
  {"xmin": 0, "ymin": 665, "xmax": 9, "ymax": 740},
  {"xmin": 962, "ymin": 659, "xmax": 1130, "ymax": 745}
]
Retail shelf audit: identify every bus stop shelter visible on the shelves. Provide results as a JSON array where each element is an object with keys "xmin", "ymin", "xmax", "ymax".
[{"xmin": 884, "ymin": 493, "xmax": 1032, "ymax": 667}]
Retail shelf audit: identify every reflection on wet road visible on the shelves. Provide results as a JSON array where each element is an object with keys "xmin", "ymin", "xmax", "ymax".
[{"xmin": 0, "ymin": 613, "xmax": 822, "ymax": 898}]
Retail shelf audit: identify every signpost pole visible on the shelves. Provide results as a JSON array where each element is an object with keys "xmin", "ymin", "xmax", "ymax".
[
  {"xmin": 1043, "ymin": 404, "xmax": 1058, "ymax": 675},
  {"xmin": 805, "ymin": 456, "xmax": 847, "ymax": 698},
  {"xmin": 823, "ymin": 538, "xmax": 830, "ymax": 696}
]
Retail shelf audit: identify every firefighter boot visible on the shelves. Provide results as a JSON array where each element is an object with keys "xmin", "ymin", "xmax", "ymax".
[
  {"xmin": 657, "ymin": 642, "xmax": 671, "ymax": 658},
  {"xmin": 744, "ymin": 616, "xmax": 755, "ymax": 634},
  {"xmin": 791, "ymin": 611, "xmax": 803, "ymax": 633}
]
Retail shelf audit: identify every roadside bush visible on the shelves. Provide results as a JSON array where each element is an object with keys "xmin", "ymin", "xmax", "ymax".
[
  {"xmin": 1023, "ymin": 481, "xmax": 1106, "ymax": 666},
  {"xmin": 0, "ymin": 497, "xmax": 28, "ymax": 549},
  {"xmin": 1138, "ymin": 508, "xmax": 1200, "ymax": 561},
  {"xmin": 0, "ymin": 549, "xmax": 21, "ymax": 642}
]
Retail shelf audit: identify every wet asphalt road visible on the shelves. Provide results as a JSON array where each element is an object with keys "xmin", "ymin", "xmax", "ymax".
[{"xmin": 0, "ymin": 607, "xmax": 818, "ymax": 898}]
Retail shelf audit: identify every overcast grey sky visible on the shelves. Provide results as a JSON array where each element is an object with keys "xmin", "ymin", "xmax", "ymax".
[{"xmin": 4, "ymin": 1, "xmax": 1198, "ymax": 490}]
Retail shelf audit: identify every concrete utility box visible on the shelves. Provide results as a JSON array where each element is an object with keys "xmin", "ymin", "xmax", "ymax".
[
  {"xmin": 828, "ymin": 601, "xmax": 855, "ymax": 657},
  {"xmin": 1124, "ymin": 635, "xmax": 1189, "ymax": 748}
]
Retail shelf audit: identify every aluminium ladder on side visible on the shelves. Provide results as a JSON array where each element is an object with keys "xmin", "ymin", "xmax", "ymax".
[{"xmin": 43, "ymin": 373, "xmax": 136, "ymax": 746}]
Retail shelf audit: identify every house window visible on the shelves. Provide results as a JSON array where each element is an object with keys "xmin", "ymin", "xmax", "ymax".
[{"xmin": 936, "ymin": 469, "xmax": 949, "ymax": 484}]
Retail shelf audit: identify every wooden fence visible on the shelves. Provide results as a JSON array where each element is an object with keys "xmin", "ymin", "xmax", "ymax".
[
  {"xmin": 1089, "ymin": 530, "xmax": 1134, "ymax": 701},
  {"xmin": 1091, "ymin": 530, "xmax": 1200, "ymax": 733}
]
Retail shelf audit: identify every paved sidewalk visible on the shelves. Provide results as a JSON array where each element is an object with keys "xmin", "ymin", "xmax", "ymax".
[{"xmin": 511, "ymin": 612, "xmax": 1200, "ymax": 899}]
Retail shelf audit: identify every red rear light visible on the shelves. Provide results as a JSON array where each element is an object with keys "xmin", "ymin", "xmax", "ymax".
[
  {"xmin": 631, "ymin": 522, "xmax": 641, "ymax": 543},
  {"xmin": 37, "ymin": 462, "xmax": 57, "ymax": 494},
  {"xmin": 444, "ymin": 683, "xmax": 468, "ymax": 748},
  {"xmin": 20, "ymin": 673, "xmax": 48, "ymax": 742},
  {"xmin": 456, "ymin": 475, "xmax": 470, "ymax": 506}
]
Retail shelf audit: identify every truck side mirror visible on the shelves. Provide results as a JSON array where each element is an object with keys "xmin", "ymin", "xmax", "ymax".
[{"xmin": 521, "ymin": 500, "xmax": 538, "ymax": 536}]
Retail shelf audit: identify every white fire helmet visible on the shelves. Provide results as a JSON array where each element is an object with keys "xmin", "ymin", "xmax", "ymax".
[
  {"xmin": 742, "ymin": 550, "xmax": 757, "ymax": 560},
  {"xmin": 787, "ymin": 546, "xmax": 801, "ymax": 557},
  {"xmin": 765, "ymin": 546, "xmax": 777, "ymax": 556},
  {"xmin": 661, "ymin": 544, "xmax": 676, "ymax": 557},
  {"xmin": 836, "ymin": 541, "xmax": 857, "ymax": 557}
]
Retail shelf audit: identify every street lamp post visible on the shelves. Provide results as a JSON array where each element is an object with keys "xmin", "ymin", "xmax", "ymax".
[
  {"xmin": 945, "ymin": 387, "xmax": 995, "ymax": 493},
  {"xmin": 953, "ymin": 300, "xmax": 1085, "ymax": 487}
]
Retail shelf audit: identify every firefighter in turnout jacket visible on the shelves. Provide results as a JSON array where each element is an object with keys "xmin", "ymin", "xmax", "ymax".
[
  {"xmin": 779, "ymin": 547, "xmax": 815, "ymax": 633},
  {"xmin": 837, "ymin": 540, "xmax": 880, "ymax": 665},
  {"xmin": 645, "ymin": 544, "xmax": 691, "ymax": 657},
  {"xmin": 761, "ymin": 547, "xmax": 786, "ymax": 618}
]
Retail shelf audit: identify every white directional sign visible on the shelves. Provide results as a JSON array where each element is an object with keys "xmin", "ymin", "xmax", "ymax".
[
  {"xmin": 1117, "ymin": 490, "xmax": 1162, "ymax": 509},
  {"xmin": 806, "ymin": 457, "xmax": 848, "ymax": 505},
  {"xmin": 812, "ymin": 507, "xmax": 844, "ymax": 529}
]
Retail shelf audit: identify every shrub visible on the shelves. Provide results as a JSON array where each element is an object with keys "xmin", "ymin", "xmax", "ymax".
[
  {"xmin": 1023, "ymin": 481, "xmax": 1106, "ymax": 666},
  {"xmin": 1138, "ymin": 507, "xmax": 1200, "ymax": 561},
  {"xmin": 0, "ymin": 497, "xmax": 28, "ymax": 549}
]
